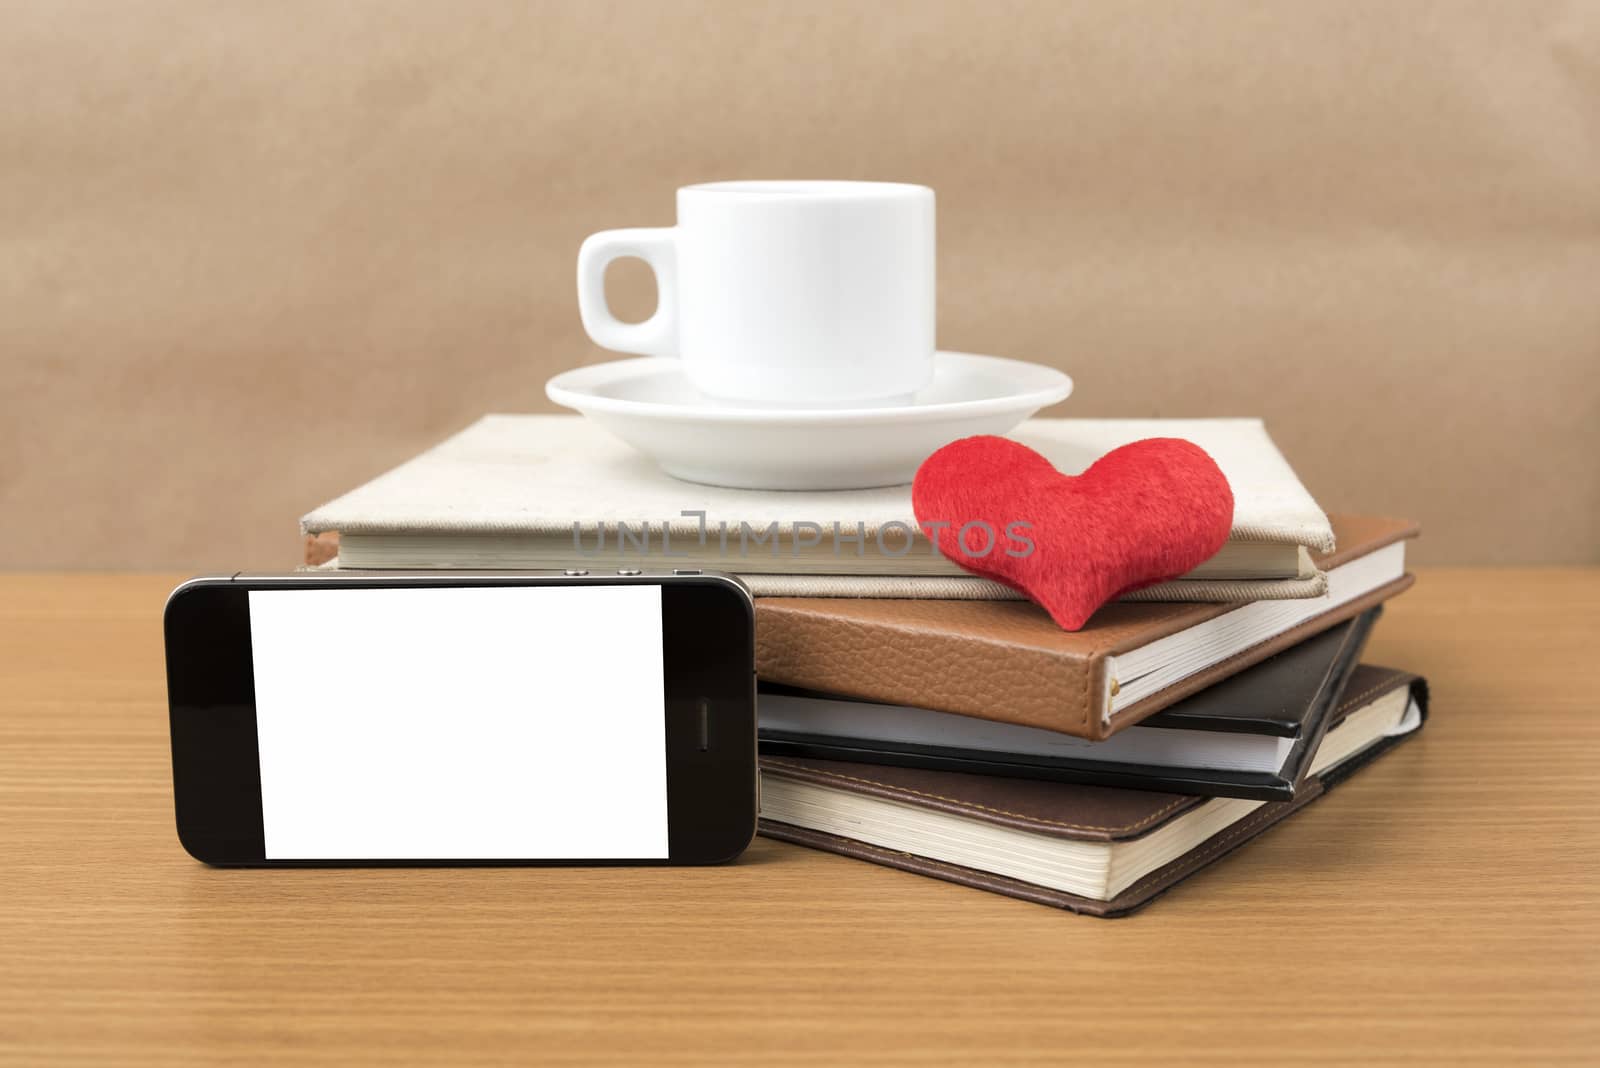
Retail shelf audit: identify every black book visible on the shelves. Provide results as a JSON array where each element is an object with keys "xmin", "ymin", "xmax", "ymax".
[{"xmin": 757, "ymin": 607, "xmax": 1381, "ymax": 801}]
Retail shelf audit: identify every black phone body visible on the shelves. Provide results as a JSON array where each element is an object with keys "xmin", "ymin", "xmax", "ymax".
[{"xmin": 164, "ymin": 571, "xmax": 756, "ymax": 866}]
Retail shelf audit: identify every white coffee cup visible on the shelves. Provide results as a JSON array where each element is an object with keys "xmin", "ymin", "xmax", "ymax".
[{"xmin": 576, "ymin": 180, "xmax": 935, "ymax": 407}]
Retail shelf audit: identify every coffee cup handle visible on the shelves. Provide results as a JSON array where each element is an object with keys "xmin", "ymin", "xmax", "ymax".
[{"xmin": 576, "ymin": 228, "xmax": 678, "ymax": 357}]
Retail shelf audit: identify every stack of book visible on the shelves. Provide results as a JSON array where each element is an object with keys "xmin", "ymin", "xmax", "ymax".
[{"xmin": 303, "ymin": 415, "xmax": 1425, "ymax": 916}]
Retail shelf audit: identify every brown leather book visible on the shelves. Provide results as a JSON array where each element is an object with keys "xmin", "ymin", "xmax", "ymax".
[
  {"xmin": 758, "ymin": 608, "xmax": 1381, "ymax": 802},
  {"xmin": 759, "ymin": 666, "xmax": 1427, "ymax": 917},
  {"xmin": 755, "ymin": 514, "xmax": 1417, "ymax": 740}
]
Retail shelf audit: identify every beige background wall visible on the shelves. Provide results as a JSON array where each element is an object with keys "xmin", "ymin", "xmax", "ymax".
[{"xmin": 3, "ymin": 0, "xmax": 1597, "ymax": 569}]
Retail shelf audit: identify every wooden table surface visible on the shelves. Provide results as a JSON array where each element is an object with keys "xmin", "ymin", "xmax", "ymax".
[{"xmin": 2, "ymin": 571, "xmax": 1597, "ymax": 1065}]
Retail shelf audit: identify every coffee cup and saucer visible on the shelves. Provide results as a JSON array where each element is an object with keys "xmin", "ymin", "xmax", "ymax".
[{"xmin": 546, "ymin": 180, "xmax": 1071, "ymax": 490}]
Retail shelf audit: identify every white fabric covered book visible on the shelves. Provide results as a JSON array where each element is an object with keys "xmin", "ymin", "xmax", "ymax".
[{"xmin": 302, "ymin": 415, "xmax": 1335, "ymax": 601}]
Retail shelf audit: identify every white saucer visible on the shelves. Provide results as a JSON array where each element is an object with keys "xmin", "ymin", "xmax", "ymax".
[{"xmin": 544, "ymin": 352, "xmax": 1072, "ymax": 490}]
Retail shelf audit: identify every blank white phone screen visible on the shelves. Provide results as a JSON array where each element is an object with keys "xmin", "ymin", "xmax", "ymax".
[{"xmin": 248, "ymin": 585, "xmax": 668, "ymax": 859}]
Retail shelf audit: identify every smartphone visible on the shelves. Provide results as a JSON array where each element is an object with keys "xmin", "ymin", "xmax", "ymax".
[{"xmin": 164, "ymin": 570, "xmax": 756, "ymax": 866}]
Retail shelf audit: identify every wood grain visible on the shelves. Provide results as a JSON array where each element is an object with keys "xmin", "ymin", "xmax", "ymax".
[{"xmin": 1, "ymin": 571, "xmax": 1597, "ymax": 1065}]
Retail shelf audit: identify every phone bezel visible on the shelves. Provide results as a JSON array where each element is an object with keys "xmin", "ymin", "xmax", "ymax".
[{"xmin": 164, "ymin": 571, "xmax": 756, "ymax": 866}]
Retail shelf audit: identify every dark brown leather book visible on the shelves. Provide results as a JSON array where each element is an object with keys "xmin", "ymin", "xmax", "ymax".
[
  {"xmin": 755, "ymin": 514, "xmax": 1418, "ymax": 740},
  {"xmin": 759, "ymin": 666, "xmax": 1428, "ymax": 917}
]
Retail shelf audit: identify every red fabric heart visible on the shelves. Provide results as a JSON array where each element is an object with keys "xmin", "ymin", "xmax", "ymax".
[{"xmin": 911, "ymin": 436, "xmax": 1234, "ymax": 631}]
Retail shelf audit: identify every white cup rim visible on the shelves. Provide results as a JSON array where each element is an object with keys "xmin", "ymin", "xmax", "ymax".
[{"xmin": 680, "ymin": 180, "xmax": 931, "ymax": 201}]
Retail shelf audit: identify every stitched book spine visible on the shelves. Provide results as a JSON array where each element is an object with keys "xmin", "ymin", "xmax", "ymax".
[
  {"xmin": 754, "ymin": 573, "xmax": 1413, "ymax": 740},
  {"xmin": 754, "ymin": 601, "xmax": 1103, "ymax": 738}
]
